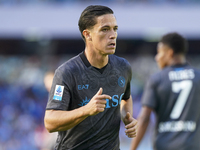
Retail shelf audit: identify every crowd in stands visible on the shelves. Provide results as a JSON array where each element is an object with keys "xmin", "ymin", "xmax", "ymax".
[{"xmin": 0, "ymin": 54, "xmax": 199, "ymax": 150}]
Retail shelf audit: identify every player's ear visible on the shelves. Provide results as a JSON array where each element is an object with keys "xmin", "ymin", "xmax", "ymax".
[
  {"xmin": 168, "ymin": 48, "xmax": 174, "ymax": 58},
  {"xmin": 82, "ymin": 29, "xmax": 92, "ymax": 41}
]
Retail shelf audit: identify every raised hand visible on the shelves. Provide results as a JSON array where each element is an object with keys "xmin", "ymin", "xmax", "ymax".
[{"xmin": 85, "ymin": 87, "xmax": 111, "ymax": 116}]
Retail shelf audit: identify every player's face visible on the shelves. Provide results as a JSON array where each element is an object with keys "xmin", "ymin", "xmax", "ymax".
[
  {"xmin": 155, "ymin": 42, "xmax": 171, "ymax": 69},
  {"xmin": 90, "ymin": 14, "xmax": 118, "ymax": 55}
]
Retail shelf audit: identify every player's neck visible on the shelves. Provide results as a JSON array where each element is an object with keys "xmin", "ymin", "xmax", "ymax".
[
  {"xmin": 169, "ymin": 55, "xmax": 186, "ymax": 66},
  {"xmin": 84, "ymin": 49, "xmax": 108, "ymax": 69}
]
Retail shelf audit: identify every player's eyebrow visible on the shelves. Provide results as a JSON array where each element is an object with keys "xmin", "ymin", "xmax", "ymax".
[
  {"xmin": 114, "ymin": 25, "xmax": 118, "ymax": 29},
  {"xmin": 101, "ymin": 25, "xmax": 110, "ymax": 29},
  {"xmin": 101, "ymin": 25, "xmax": 118, "ymax": 29}
]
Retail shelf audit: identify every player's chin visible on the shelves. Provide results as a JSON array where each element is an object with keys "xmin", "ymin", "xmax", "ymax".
[
  {"xmin": 158, "ymin": 64, "xmax": 165, "ymax": 69},
  {"xmin": 106, "ymin": 49, "xmax": 116, "ymax": 55}
]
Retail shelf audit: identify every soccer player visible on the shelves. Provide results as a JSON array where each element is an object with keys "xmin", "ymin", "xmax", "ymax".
[
  {"xmin": 130, "ymin": 32, "xmax": 200, "ymax": 150},
  {"xmin": 44, "ymin": 5, "xmax": 138, "ymax": 150}
]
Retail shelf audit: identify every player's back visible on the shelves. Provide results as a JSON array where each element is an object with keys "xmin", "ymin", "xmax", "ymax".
[{"xmin": 152, "ymin": 64, "xmax": 200, "ymax": 150}]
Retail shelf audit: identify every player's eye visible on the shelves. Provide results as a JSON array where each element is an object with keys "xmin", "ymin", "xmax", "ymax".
[{"xmin": 102, "ymin": 28, "xmax": 109, "ymax": 32}]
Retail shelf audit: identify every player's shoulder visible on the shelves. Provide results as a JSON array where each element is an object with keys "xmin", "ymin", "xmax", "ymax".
[
  {"xmin": 169, "ymin": 63, "xmax": 200, "ymax": 77},
  {"xmin": 147, "ymin": 68, "xmax": 168, "ymax": 86},
  {"xmin": 55, "ymin": 53, "xmax": 81, "ymax": 75},
  {"xmin": 148, "ymin": 71, "xmax": 161, "ymax": 84},
  {"xmin": 149, "ymin": 64, "xmax": 200, "ymax": 83},
  {"xmin": 109, "ymin": 54, "xmax": 131, "ymax": 68},
  {"xmin": 110, "ymin": 54, "xmax": 129, "ymax": 63},
  {"xmin": 189, "ymin": 66, "xmax": 200, "ymax": 79},
  {"xmin": 190, "ymin": 66, "xmax": 200, "ymax": 73}
]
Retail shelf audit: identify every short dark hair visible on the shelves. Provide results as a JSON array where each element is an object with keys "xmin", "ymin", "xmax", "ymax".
[
  {"xmin": 78, "ymin": 5, "xmax": 114, "ymax": 41},
  {"xmin": 160, "ymin": 32, "xmax": 188, "ymax": 54}
]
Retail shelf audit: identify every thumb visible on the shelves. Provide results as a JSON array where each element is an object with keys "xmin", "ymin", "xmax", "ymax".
[
  {"xmin": 96, "ymin": 87, "xmax": 103, "ymax": 96},
  {"xmin": 125, "ymin": 112, "xmax": 131, "ymax": 119}
]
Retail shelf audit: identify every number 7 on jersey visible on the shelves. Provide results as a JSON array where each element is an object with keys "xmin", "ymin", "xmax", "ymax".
[{"xmin": 170, "ymin": 80, "xmax": 193, "ymax": 119}]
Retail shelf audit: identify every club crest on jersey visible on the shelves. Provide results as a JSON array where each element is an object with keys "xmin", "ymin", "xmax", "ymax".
[
  {"xmin": 53, "ymin": 85, "xmax": 64, "ymax": 101},
  {"xmin": 118, "ymin": 76, "xmax": 126, "ymax": 87}
]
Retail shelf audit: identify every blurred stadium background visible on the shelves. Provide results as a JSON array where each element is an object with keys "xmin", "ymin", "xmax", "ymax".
[{"xmin": 0, "ymin": 0, "xmax": 200, "ymax": 150}]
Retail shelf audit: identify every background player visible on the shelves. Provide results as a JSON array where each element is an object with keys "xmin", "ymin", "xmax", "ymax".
[
  {"xmin": 130, "ymin": 32, "xmax": 200, "ymax": 150},
  {"xmin": 44, "ymin": 5, "xmax": 137, "ymax": 150}
]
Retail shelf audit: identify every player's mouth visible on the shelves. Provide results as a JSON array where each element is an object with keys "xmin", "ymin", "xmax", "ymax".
[{"xmin": 108, "ymin": 42, "xmax": 116, "ymax": 48}]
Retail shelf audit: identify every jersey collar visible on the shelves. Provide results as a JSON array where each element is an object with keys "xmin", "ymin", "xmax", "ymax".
[
  {"xmin": 171, "ymin": 62, "xmax": 189, "ymax": 68},
  {"xmin": 79, "ymin": 51, "xmax": 108, "ymax": 74},
  {"xmin": 80, "ymin": 51, "xmax": 91, "ymax": 68}
]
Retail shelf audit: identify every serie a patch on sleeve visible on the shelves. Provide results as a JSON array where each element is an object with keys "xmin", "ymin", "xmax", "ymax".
[{"xmin": 53, "ymin": 85, "xmax": 64, "ymax": 101}]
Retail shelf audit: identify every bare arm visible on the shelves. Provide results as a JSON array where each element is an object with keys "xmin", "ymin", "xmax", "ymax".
[
  {"xmin": 44, "ymin": 88, "xmax": 111, "ymax": 133},
  {"xmin": 44, "ymin": 107, "xmax": 88, "ymax": 133},
  {"xmin": 130, "ymin": 106, "xmax": 152, "ymax": 150},
  {"xmin": 120, "ymin": 96, "xmax": 138, "ymax": 138},
  {"xmin": 121, "ymin": 96, "xmax": 133, "ymax": 120}
]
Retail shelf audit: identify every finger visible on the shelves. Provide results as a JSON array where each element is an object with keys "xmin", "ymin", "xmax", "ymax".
[
  {"xmin": 96, "ymin": 87, "xmax": 103, "ymax": 96},
  {"xmin": 98, "ymin": 100, "xmax": 108, "ymax": 104},
  {"xmin": 126, "ymin": 131, "xmax": 137, "ymax": 136},
  {"xmin": 125, "ymin": 123, "xmax": 135, "ymax": 129},
  {"xmin": 125, "ymin": 120, "xmax": 138, "ymax": 129},
  {"xmin": 125, "ymin": 127, "xmax": 136, "ymax": 134},
  {"xmin": 97, "ymin": 94, "xmax": 111, "ymax": 100},
  {"xmin": 96, "ymin": 103, "xmax": 106, "ymax": 108},
  {"xmin": 96, "ymin": 106, "xmax": 105, "ymax": 112},
  {"xmin": 125, "ymin": 128, "xmax": 137, "ymax": 135},
  {"xmin": 126, "ymin": 125, "xmax": 138, "ymax": 135},
  {"xmin": 126, "ymin": 132, "xmax": 137, "ymax": 138}
]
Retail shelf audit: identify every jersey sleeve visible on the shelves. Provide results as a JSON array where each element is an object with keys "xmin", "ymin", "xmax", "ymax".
[
  {"xmin": 46, "ymin": 67, "xmax": 72, "ymax": 111},
  {"xmin": 141, "ymin": 75, "xmax": 158, "ymax": 109},
  {"xmin": 122, "ymin": 61, "xmax": 132, "ymax": 100}
]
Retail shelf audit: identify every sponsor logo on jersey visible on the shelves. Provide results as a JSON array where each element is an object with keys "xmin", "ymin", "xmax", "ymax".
[
  {"xmin": 105, "ymin": 93, "xmax": 124, "ymax": 108},
  {"xmin": 118, "ymin": 76, "xmax": 126, "ymax": 87},
  {"xmin": 53, "ymin": 85, "xmax": 64, "ymax": 101},
  {"xmin": 159, "ymin": 121, "xmax": 196, "ymax": 132},
  {"xmin": 79, "ymin": 97, "xmax": 90, "ymax": 106},
  {"xmin": 79, "ymin": 93, "xmax": 124, "ymax": 108},
  {"xmin": 78, "ymin": 84, "xmax": 89, "ymax": 90}
]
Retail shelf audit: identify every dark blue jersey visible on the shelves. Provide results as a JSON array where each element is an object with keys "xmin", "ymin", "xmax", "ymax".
[
  {"xmin": 142, "ymin": 63, "xmax": 200, "ymax": 150},
  {"xmin": 46, "ymin": 52, "xmax": 132, "ymax": 150}
]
